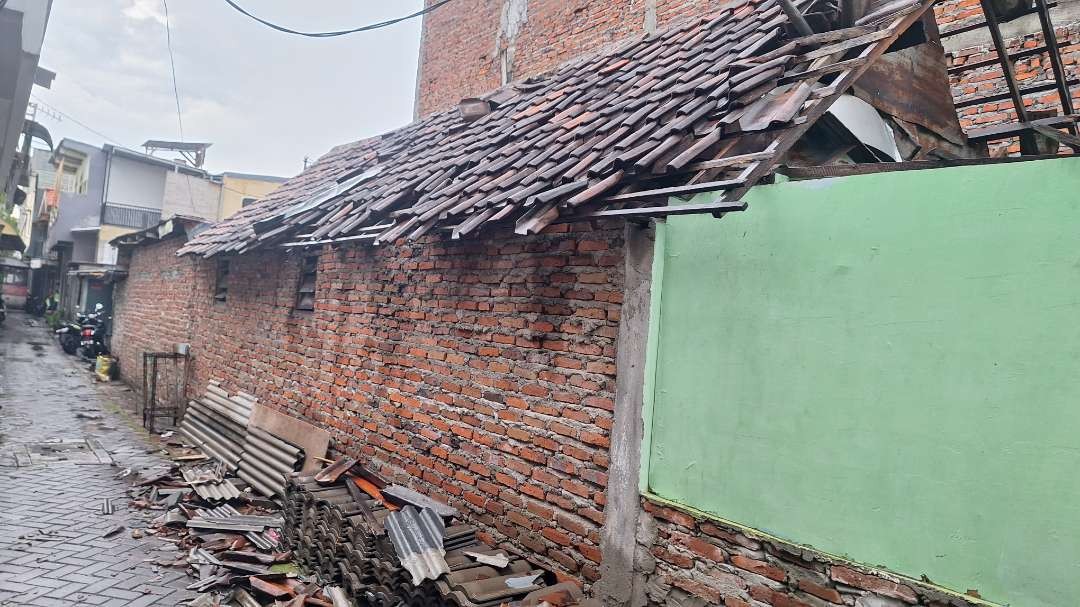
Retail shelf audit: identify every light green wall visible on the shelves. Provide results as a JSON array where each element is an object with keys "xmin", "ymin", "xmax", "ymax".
[{"xmin": 646, "ymin": 157, "xmax": 1080, "ymax": 607}]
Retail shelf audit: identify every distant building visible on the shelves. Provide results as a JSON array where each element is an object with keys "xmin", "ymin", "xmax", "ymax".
[
  {"xmin": 25, "ymin": 138, "xmax": 284, "ymax": 315},
  {"xmin": 218, "ymin": 172, "xmax": 286, "ymax": 221},
  {"xmin": 28, "ymin": 138, "xmax": 225, "ymax": 316}
]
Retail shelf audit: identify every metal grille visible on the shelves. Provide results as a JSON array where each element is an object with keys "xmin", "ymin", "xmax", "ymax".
[
  {"xmin": 142, "ymin": 352, "xmax": 190, "ymax": 432},
  {"xmin": 103, "ymin": 204, "xmax": 162, "ymax": 229}
]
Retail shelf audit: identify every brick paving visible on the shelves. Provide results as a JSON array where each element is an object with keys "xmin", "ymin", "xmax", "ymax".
[{"xmin": 0, "ymin": 311, "xmax": 198, "ymax": 606}]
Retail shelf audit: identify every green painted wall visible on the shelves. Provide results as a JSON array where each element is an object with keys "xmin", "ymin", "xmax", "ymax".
[{"xmin": 646, "ymin": 157, "xmax": 1080, "ymax": 607}]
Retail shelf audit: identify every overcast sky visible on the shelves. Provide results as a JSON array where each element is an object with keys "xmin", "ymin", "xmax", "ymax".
[{"xmin": 32, "ymin": 0, "xmax": 425, "ymax": 177}]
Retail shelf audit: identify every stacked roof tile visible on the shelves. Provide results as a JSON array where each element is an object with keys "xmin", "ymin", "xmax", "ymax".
[{"xmin": 180, "ymin": 0, "xmax": 933, "ymax": 257}]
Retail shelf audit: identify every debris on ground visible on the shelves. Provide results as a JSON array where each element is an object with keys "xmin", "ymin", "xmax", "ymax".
[
  {"xmin": 114, "ymin": 381, "xmax": 597, "ymax": 607},
  {"xmin": 284, "ymin": 469, "xmax": 592, "ymax": 607}
]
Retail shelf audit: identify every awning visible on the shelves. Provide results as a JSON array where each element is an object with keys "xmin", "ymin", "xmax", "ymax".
[{"xmin": 0, "ymin": 222, "xmax": 26, "ymax": 252}]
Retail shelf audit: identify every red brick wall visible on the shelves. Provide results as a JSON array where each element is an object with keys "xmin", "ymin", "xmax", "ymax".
[
  {"xmin": 112, "ymin": 238, "xmax": 201, "ymax": 389},
  {"xmin": 416, "ymin": 0, "xmax": 1079, "ymax": 152},
  {"xmin": 114, "ymin": 224, "xmax": 625, "ymax": 582},
  {"xmin": 638, "ymin": 498, "xmax": 983, "ymax": 607},
  {"xmin": 416, "ymin": 0, "xmax": 742, "ymax": 117},
  {"xmin": 937, "ymin": 1, "xmax": 1080, "ymax": 153}
]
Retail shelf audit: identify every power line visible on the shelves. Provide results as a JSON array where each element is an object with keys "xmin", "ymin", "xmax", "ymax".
[
  {"xmin": 29, "ymin": 95, "xmax": 128, "ymax": 147},
  {"xmin": 219, "ymin": 0, "xmax": 456, "ymax": 37},
  {"xmin": 161, "ymin": 0, "xmax": 185, "ymax": 142},
  {"xmin": 29, "ymin": 97, "xmax": 279, "ymax": 199}
]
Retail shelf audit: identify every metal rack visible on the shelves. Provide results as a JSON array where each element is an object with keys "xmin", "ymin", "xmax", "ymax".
[{"xmin": 142, "ymin": 351, "xmax": 190, "ymax": 432}]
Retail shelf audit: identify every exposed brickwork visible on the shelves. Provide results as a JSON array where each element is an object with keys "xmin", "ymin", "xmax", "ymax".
[
  {"xmin": 417, "ymin": 0, "xmax": 1079, "ymax": 154},
  {"xmin": 638, "ymin": 498, "xmax": 983, "ymax": 607},
  {"xmin": 416, "ymin": 0, "xmax": 744, "ymax": 117},
  {"xmin": 937, "ymin": 0, "xmax": 1080, "ymax": 153},
  {"xmin": 112, "ymin": 238, "xmax": 200, "ymax": 390},
  {"xmin": 112, "ymin": 223, "xmax": 625, "ymax": 583}
]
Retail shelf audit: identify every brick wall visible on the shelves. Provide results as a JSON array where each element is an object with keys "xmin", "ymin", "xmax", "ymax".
[
  {"xmin": 416, "ymin": 0, "xmax": 743, "ymax": 117},
  {"xmin": 937, "ymin": 0, "xmax": 1080, "ymax": 154},
  {"xmin": 113, "ymin": 223, "xmax": 626, "ymax": 582},
  {"xmin": 417, "ymin": 0, "xmax": 1079, "ymax": 152},
  {"xmin": 637, "ymin": 498, "xmax": 983, "ymax": 607},
  {"xmin": 112, "ymin": 237, "xmax": 201, "ymax": 389}
]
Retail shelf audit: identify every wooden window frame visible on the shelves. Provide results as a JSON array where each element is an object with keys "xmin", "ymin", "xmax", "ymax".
[
  {"xmin": 214, "ymin": 259, "xmax": 229, "ymax": 303},
  {"xmin": 295, "ymin": 255, "xmax": 317, "ymax": 312}
]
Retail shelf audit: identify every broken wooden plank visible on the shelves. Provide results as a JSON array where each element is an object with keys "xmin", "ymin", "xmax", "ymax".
[
  {"xmin": 580, "ymin": 200, "xmax": 748, "ymax": 218},
  {"xmin": 602, "ymin": 178, "xmax": 746, "ymax": 203},
  {"xmin": 777, "ymin": 56, "xmax": 870, "ymax": 85}
]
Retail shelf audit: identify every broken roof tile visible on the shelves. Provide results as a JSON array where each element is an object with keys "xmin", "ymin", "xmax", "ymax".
[{"xmin": 180, "ymin": 0, "xmax": 934, "ymax": 257}]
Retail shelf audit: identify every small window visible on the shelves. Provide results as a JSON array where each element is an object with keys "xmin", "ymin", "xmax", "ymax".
[
  {"xmin": 295, "ymin": 255, "xmax": 317, "ymax": 311},
  {"xmin": 214, "ymin": 259, "xmax": 229, "ymax": 303},
  {"xmin": 242, "ymin": 197, "xmax": 258, "ymax": 207}
]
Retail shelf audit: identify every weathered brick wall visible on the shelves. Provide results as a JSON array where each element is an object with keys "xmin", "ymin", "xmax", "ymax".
[
  {"xmin": 638, "ymin": 498, "xmax": 983, "ymax": 607},
  {"xmin": 416, "ymin": 0, "xmax": 742, "ymax": 117},
  {"xmin": 417, "ymin": 0, "xmax": 1079, "ymax": 151},
  {"xmin": 112, "ymin": 237, "xmax": 201, "ymax": 389},
  {"xmin": 116, "ymin": 223, "xmax": 625, "ymax": 582},
  {"xmin": 937, "ymin": 0, "xmax": 1080, "ymax": 153}
]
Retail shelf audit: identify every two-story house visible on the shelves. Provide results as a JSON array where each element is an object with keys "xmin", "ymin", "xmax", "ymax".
[{"xmin": 29, "ymin": 138, "xmax": 283, "ymax": 317}]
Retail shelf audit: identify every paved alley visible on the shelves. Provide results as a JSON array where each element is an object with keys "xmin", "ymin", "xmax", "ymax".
[{"xmin": 0, "ymin": 311, "xmax": 197, "ymax": 606}]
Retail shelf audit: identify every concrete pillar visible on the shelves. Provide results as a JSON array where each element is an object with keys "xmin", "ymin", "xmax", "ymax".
[{"xmin": 595, "ymin": 221, "xmax": 655, "ymax": 607}]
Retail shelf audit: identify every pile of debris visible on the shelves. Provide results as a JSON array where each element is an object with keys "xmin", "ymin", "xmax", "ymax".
[
  {"xmin": 127, "ymin": 381, "xmax": 594, "ymax": 606},
  {"xmin": 283, "ymin": 461, "xmax": 592, "ymax": 607},
  {"xmin": 123, "ymin": 463, "xmax": 352, "ymax": 606},
  {"xmin": 118, "ymin": 381, "xmax": 352, "ymax": 605}
]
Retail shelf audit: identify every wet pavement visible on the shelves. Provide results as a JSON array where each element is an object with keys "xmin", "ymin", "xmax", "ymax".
[{"xmin": 0, "ymin": 311, "xmax": 198, "ymax": 606}]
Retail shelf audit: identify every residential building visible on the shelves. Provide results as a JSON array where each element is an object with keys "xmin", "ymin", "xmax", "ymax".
[
  {"xmin": 26, "ymin": 138, "xmax": 227, "ymax": 316},
  {"xmin": 218, "ymin": 172, "xmax": 287, "ymax": 220},
  {"xmin": 0, "ymin": 0, "xmax": 53, "ymax": 209}
]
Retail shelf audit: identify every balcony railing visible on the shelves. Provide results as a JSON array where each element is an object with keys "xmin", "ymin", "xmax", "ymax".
[{"xmin": 102, "ymin": 204, "xmax": 161, "ymax": 229}]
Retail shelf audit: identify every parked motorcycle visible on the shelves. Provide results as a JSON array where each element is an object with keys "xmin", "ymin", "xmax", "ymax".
[
  {"xmin": 24, "ymin": 295, "xmax": 45, "ymax": 317},
  {"xmin": 56, "ymin": 304, "xmax": 104, "ymax": 355},
  {"xmin": 78, "ymin": 316, "xmax": 110, "ymax": 360}
]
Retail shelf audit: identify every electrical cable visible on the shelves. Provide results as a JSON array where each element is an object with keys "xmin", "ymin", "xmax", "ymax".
[
  {"xmin": 219, "ymin": 0, "xmax": 456, "ymax": 37},
  {"xmin": 161, "ymin": 0, "xmax": 185, "ymax": 142},
  {"xmin": 29, "ymin": 95, "xmax": 127, "ymax": 147},
  {"xmin": 28, "ymin": 97, "xmax": 264, "ymax": 199},
  {"xmin": 160, "ymin": 0, "xmax": 194, "ymax": 210}
]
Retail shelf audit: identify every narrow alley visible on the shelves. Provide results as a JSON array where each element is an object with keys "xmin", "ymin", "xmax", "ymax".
[{"xmin": 0, "ymin": 311, "xmax": 197, "ymax": 606}]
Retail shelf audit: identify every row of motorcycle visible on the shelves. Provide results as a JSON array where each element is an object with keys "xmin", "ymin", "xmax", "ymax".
[{"xmin": 55, "ymin": 303, "xmax": 111, "ymax": 360}]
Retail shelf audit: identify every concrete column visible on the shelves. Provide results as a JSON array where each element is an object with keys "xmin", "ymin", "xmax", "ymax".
[
  {"xmin": 595, "ymin": 221, "xmax": 655, "ymax": 607},
  {"xmin": 644, "ymin": 0, "xmax": 658, "ymax": 34}
]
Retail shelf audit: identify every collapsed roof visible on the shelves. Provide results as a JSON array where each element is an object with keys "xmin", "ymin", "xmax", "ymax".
[{"xmin": 180, "ymin": 0, "xmax": 940, "ymax": 258}]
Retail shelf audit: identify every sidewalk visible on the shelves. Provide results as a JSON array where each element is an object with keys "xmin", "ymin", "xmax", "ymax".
[{"xmin": 0, "ymin": 311, "xmax": 198, "ymax": 606}]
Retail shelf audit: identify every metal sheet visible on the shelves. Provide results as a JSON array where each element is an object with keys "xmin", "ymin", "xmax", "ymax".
[
  {"xmin": 385, "ymin": 506, "xmax": 450, "ymax": 586},
  {"xmin": 238, "ymin": 425, "xmax": 302, "ymax": 497},
  {"xmin": 383, "ymin": 485, "xmax": 458, "ymax": 519}
]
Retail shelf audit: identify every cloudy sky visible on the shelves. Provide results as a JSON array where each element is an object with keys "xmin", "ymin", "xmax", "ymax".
[{"xmin": 32, "ymin": 0, "xmax": 425, "ymax": 177}]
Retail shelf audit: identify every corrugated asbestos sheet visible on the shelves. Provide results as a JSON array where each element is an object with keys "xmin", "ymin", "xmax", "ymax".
[
  {"xmin": 238, "ymin": 426, "xmax": 302, "ymax": 497},
  {"xmin": 180, "ymin": 468, "xmax": 241, "ymax": 503},
  {"xmin": 178, "ymin": 381, "xmax": 303, "ymax": 497},
  {"xmin": 178, "ymin": 381, "xmax": 254, "ymax": 471},
  {"xmin": 179, "ymin": 0, "xmax": 935, "ymax": 257},
  {"xmin": 384, "ymin": 485, "xmax": 458, "ymax": 518},
  {"xmin": 188, "ymin": 504, "xmax": 283, "ymax": 550},
  {"xmin": 385, "ymin": 506, "xmax": 450, "ymax": 586}
]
